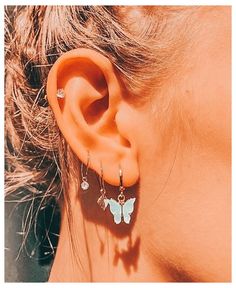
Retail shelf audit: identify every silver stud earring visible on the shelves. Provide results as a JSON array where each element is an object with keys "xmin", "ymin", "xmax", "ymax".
[
  {"xmin": 80, "ymin": 151, "xmax": 90, "ymax": 191},
  {"xmin": 56, "ymin": 88, "xmax": 65, "ymax": 98},
  {"xmin": 104, "ymin": 167, "xmax": 136, "ymax": 224},
  {"xmin": 97, "ymin": 164, "xmax": 108, "ymax": 210}
]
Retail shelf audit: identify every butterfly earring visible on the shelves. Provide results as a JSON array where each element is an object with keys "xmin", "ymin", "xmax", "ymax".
[
  {"xmin": 104, "ymin": 168, "xmax": 136, "ymax": 224},
  {"xmin": 80, "ymin": 151, "xmax": 90, "ymax": 191}
]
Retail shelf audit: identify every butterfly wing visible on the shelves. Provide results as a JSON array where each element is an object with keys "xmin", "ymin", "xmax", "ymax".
[
  {"xmin": 104, "ymin": 198, "xmax": 122, "ymax": 224},
  {"xmin": 122, "ymin": 198, "xmax": 136, "ymax": 224}
]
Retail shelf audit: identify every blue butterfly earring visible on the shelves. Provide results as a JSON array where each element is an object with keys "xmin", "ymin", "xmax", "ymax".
[{"xmin": 103, "ymin": 168, "xmax": 136, "ymax": 224}]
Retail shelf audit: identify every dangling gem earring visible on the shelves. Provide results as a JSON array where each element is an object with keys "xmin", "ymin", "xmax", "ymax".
[
  {"xmin": 80, "ymin": 151, "xmax": 90, "ymax": 191},
  {"xmin": 104, "ymin": 167, "xmax": 136, "ymax": 224},
  {"xmin": 97, "ymin": 164, "xmax": 108, "ymax": 211}
]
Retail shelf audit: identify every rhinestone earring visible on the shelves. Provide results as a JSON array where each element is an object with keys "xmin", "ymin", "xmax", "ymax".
[
  {"xmin": 56, "ymin": 88, "xmax": 65, "ymax": 98},
  {"xmin": 80, "ymin": 152, "xmax": 90, "ymax": 191},
  {"xmin": 104, "ymin": 167, "xmax": 136, "ymax": 224},
  {"xmin": 97, "ymin": 164, "xmax": 108, "ymax": 210},
  {"xmin": 43, "ymin": 88, "xmax": 64, "ymax": 101}
]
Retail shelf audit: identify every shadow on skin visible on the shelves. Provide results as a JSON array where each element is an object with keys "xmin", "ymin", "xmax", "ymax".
[
  {"xmin": 79, "ymin": 174, "xmax": 140, "ymax": 275},
  {"xmin": 113, "ymin": 235, "xmax": 140, "ymax": 275}
]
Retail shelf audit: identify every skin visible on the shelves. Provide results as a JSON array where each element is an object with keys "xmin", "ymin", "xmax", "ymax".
[{"xmin": 47, "ymin": 7, "xmax": 231, "ymax": 282}]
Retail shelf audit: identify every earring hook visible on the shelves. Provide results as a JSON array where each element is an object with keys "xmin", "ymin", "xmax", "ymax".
[
  {"xmin": 80, "ymin": 151, "xmax": 90, "ymax": 191},
  {"xmin": 97, "ymin": 161, "xmax": 107, "ymax": 210},
  {"xmin": 119, "ymin": 165, "xmax": 125, "ymax": 191}
]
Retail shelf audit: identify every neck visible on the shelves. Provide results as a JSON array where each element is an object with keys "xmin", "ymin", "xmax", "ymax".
[{"xmin": 48, "ymin": 185, "xmax": 170, "ymax": 282}]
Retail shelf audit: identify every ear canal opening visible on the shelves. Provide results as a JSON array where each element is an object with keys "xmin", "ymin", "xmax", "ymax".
[
  {"xmin": 84, "ymin": 93, "xmax": 109, "ymax": 125},
  {"xmin": 119, "ymin": 135, "xmax": 131, "ymax": 148}
]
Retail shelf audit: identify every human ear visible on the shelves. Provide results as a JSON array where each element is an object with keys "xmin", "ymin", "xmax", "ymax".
[{"xmin": 46, "ymin": 48, "xmax": 139, "ymax": 187}]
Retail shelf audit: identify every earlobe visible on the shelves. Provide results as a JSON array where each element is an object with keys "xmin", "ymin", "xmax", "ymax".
[{"xmin": 46, "ymin": 48, "xmax": 139, "ymax": 187}]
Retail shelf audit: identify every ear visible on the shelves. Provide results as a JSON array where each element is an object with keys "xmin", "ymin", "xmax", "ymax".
[{"xmin": 46, "ymin": 48, "xmax": 139, "ymax": 187}]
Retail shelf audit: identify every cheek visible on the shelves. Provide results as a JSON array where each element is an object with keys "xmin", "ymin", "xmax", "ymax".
[
  {"xmin": 180, "ymin": 10, "xmax": 231, "ymax": 163},
  {"xmin": 180, "ymin": 44, "xmax": 231, "ymax": 165},
  {"xmin": 133, "ymin": 12, "xmax": 231, "ymax": 279}
]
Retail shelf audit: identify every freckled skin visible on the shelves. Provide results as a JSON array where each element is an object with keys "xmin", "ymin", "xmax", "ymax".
[{"xmin": 48, "ymin": 7, "xmax": 231, "ymax": 282}]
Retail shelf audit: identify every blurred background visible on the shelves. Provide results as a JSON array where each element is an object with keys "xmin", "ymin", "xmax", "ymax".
[
  {"xmin": 5, "ymin": 191, "xmax": 60, "ymax": 282},
  {"xmin": 4, "ymin": 6, "xmax": 61, "ymax": 282}
]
